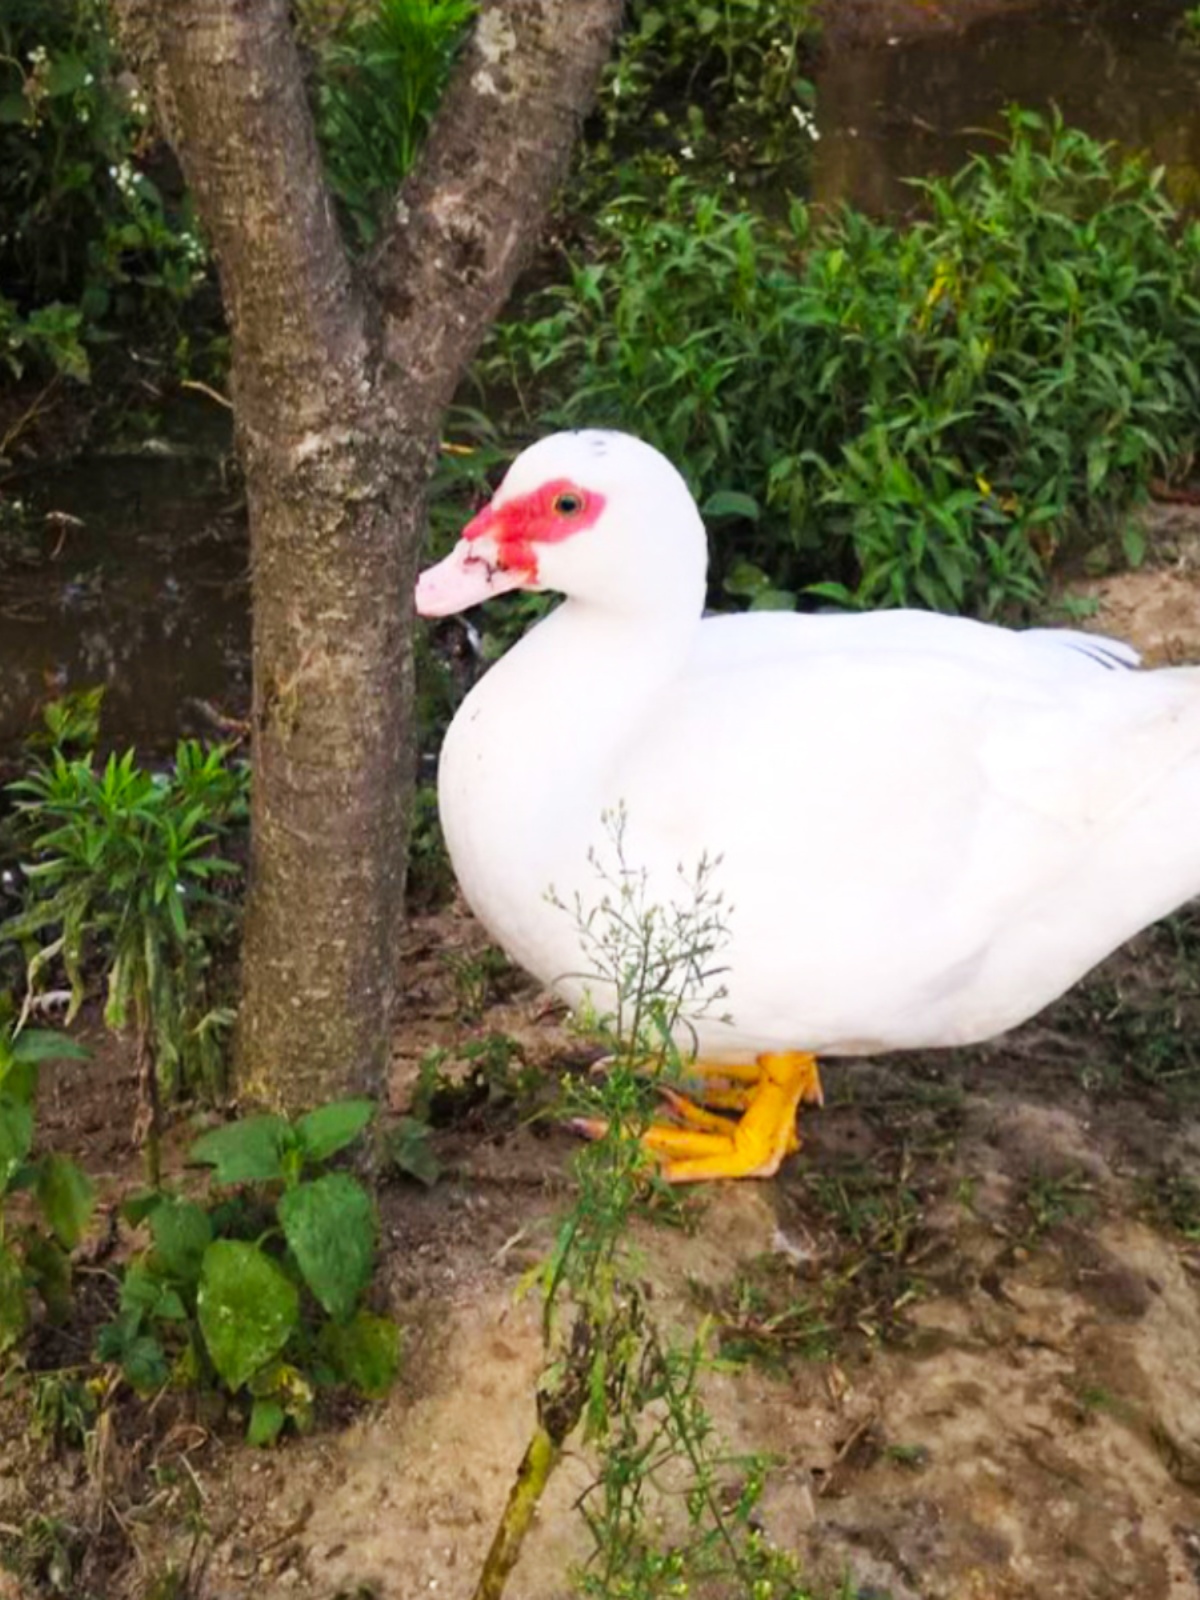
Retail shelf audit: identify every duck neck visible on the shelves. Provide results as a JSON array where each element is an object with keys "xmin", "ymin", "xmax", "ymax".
[
  {"xmin": 497, "ymin": 593, "xmax": 697, "ymax": 746},
  {"xmin": 436, "ymin": 588, "xmax": 701, "ymax": 975},
  {"xmin": 442, "ymin": 592, "xmax": 698, "ymax": 839}
]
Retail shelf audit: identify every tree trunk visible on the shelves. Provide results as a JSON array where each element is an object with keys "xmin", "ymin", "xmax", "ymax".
[{"xmin": 111, "ymin": 0, "xmax": 622, "ymax": 1110}]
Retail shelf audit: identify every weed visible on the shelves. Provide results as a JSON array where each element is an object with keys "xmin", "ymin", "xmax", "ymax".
[
  {"xmin": 1076, "ymin": 913, "xmax": 1200, "ymax": 1105},
  {"xmin": 406, "ymin": 781, "xmax": 454, "ymax": 909},
  {"xmin": 0, "ymin": 999, "xmax": 93, "ymax": 1359},
  {"xmin": 414, "ymin": 1032, "xmax": 541, "ymax": 1123},
  {"xmin": 701, "ymin": 1258, "xmax": 834, "ymax": 1368},
  {"xmin": 24, "ymin": 687, "xmax": 104, "ymax": 757},
  {"xmin": 301, "ymin": 0, "xmax": 475, "ymax": 250},
  {"xmin": 29, "ymin": 1367, "xmax": 99, "ymax": 1449},
  {"xmin": 474, "ymin": 821, "xmax": 818, "ymax": 1598},
  {"xmin": 0, "ymin": 731, "xmax": 249, "ymax": 1180},
  {"xmin": 1, "ymin": 1513, "xmax": 84, "ymax": 1596},
  {"xmin": 445, "ymin": 945, "xmax": 516, "ymax": 1022},
  {"xmin": 382, "ymin": 1114, "xmax": 441, "ymax": 1188},
  {"xmin": 1016, "ymin": 1168, "xmax": 1094, "ymax": 1242},
  {"xmin": 550, "ymin": 801, "xmax": 731, "ymax": 1071},
  {"xmin": 1139, "ymin": 1167, "xmax": 1200, "ymax": 1241},
  {"xmin": 698, "ymin": 1155, "xmax": 930, "ymax": 1370},
  {"xmin": 97, "ymin": 1098, "xmax": 400, "ymax": 1445},
  {"xmin": 594, "ymin": 0, "xmax": 821, "ymax": 191}
]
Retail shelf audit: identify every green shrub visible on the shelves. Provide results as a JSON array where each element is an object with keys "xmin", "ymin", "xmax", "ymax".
[
  {"xmin": 481, "ymin": 111, "xmax": 1200, "ymax": 618},
  {"xmin": 98, "ymin": 1099, "xmax": 400, "ymax": 1444},
  {"xmin": 0, "ymin": 0, "xmax": 209, "ymax": 383},
  {"xmin": 0, "ymin": 735, "xmax": 249, "ymax": 1132},
  {"xmin": 301, "ymin": 0, "xmax": 475, "ymax": 250},
  {"xmin": 597, "ymin": 0, "xmax": 820, "ymax": 185}
]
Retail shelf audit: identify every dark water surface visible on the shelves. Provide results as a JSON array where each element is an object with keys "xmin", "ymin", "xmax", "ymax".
[
  {"xmin": 815, "ymin": 0, "xmax": 1200, "ymax": 214},
  {"xmin": 0, "ymin": 446, "xmax": 249, "ymax": 754},
  {"xmin": 2, "ymin": 0, "xmax": 1200, "ymax": 754}
]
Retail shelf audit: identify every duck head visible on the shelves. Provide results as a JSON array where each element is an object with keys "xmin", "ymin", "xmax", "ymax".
[{"xmin": 415, "ymin": 430, "xmax": 707, "ymax": 620}]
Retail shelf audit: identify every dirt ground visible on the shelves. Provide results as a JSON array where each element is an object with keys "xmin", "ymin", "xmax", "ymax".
[
  {"xmin": 5, "ymin": 555, "xmax": 1200, "ymax": 1600},
  {"xmin": 10, "ymin": 900, "xmax": 1200, "ymax": 1600}
]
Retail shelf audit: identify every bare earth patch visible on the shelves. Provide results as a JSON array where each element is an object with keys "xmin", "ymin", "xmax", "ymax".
[{"xmin": 6, "ymin": 900, "xmax": 1200, "ymax": 1600}]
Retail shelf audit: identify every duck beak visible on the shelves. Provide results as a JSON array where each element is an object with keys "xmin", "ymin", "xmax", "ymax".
[{"xmin": 414, "ymin": 536, "xmax": 529, "ymax": 618}]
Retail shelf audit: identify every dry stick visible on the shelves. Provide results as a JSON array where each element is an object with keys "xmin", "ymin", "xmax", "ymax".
[
  {"xmin": 0, "ymin": 371, "xmax": 62, "ymax": 458},
  {"xmin": 472, "ymin": 1314, "xmax": 593, "ymax": 1600},
  {"xmin": 132, "ymin": 996, "xmax": 162, "ymax": 1191}
]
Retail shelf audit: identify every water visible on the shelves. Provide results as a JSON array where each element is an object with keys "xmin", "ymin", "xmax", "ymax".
[
  {"xmin": 2, "ymin": 0, "xmax": 1200, "ymax": 757},
  {"xmin": 0, "ymin": 446, "xmax": 249, "ymax": 755},
  {"xmin": 814, "ymin": 0, "xmax": 1200, "ymax": 214}
]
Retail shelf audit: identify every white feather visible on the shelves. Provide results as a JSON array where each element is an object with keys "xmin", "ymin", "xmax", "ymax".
[{"xmin": 429, "ymin": 432, "xmax": 1200, "ymax": 1064}]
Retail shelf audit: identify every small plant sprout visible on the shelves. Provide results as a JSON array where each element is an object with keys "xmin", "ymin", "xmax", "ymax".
[
  {"xmin": 550, "ymin": 801, "xmax": 732, "ymax": 1077},
  {"xmin": 474, "ymin": 818, "xmax": 806, "ymax": 1600}
]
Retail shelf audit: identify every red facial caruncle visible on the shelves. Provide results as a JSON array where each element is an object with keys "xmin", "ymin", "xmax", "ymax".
[
  {"xmin": 462, "ymin": 477, "xmax": 607, "ymax": 581},
  {"xmin": 414, "ymin": 474, "xmax": 607, "ymax": 618}
]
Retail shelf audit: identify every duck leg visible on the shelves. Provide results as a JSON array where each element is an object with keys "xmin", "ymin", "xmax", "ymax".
[{"xmin": 574, "ymin": 1051, "xmax": 823, "ymax": 1183}]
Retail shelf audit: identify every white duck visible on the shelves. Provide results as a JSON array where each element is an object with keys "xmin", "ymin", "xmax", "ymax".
[{"xmin": 416, "ymin": 430, "xmax": 1200, "ymax": 1182}]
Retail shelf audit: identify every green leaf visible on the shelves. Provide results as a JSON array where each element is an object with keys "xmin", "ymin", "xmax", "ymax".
[
  {"xmin": 24, "ymin": 1233, "xmax": 71, "ymax": 1322},
  {"xmin": 0, "ymin": 1099, "xmax": 34, "ymax": 1190},
  {"xmin": 36, "ymin": 1154, "xmax": 96, "ymax": 1249},
  {"xmin": 247, "ymin": 1397, "xmax": 286, "ymax": 1447},
  {"xmin": 0, "ymin": 92, "xmax": 31, "ymax": 125},
  {"xmin": 121, "ymin": 1264, "xmax": 188, "ymax": 1323},
  {"xmin": 722, "ymin": 558, "xmax": 773, "ymax": 598},
  {"xmin": 121, "ymin": 1190, "xmax": 168, "ymax": 1227},
  {"xmin": 0, "ymin": 1243, "xmax": 28, "ymax": 1354},
  {"xmin": 97, "ymin": 1314, "xmax": 170, "ymax": 1393},
  {"xmin": 1120, "ymin": 520, "xmax": 1147, "ymax": 567},
  {"xmin": 387, "ymin": 1117, "xmax": 441, "ymax": 1188},
  {"xmin": 295, "ymin": 1099, "xmax": 376, "ymax": 1164},
  {"xmin": 0, "ymin": 1056, "xmax": 36, "ymax": 1105},
  {"xmin": 319, "ymin": 1309, "xmax": 402, "ymax": 1399},
  {"xmin": 197, "ymin": 1241, "xmax": 299, "ymax": 1391},
  {"xmin": 46, "ymin": 54, "xmax": 90, "ymax": 97},
  {"xmin": 124, "ymin": 1333, "xmax": 171, "ymax": 1392},
  {"xmin": 189, "ymin": 1114, "xmax": 290, "ymax": 1184},
  {"xmin": 149, "ymin": 1198, "xmax": 212, "ymax": 1284},
  {"xmin": 803, "ymin": 581, "xmax": 862, "ymax": 609},
  {"xmin": 748, "ymin": 588, "xmax": 797, "ymax": 612},
  {"xmin": 278, "ymin": 1174, "xmax": 375, "ymax": 1322},
  {"xmin": 11, "ymin": 1030, "xmax": 90, "ymax": 1065},
  {"xmin": 701, "ymin": 489, "xmax": 761, "ymax": 522}
]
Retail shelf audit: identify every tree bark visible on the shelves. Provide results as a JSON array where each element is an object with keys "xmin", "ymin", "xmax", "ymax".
[{"xmin": 111, "ymin": 0, "xmax": 623, "ymax": 1109}]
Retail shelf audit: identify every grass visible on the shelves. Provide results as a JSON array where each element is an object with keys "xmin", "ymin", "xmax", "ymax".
[
  {"xmin": 1066, "ymin": 910, "xmax": 1200, "ymax": 1108},
  {"xmin": 697, "ymin": 1146, "xmax": 940, "ymax": 1371},
  {"xmin": 1139, "ymin": 1167, "xmax": 1200, "ymax": 1241},
  {"xmin": 1014, "ymin": 1168, "xmax": 1095, "ymax": 1243}
]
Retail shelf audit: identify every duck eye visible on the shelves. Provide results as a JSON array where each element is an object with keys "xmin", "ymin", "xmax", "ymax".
[{"xmin": 552, "ymin": 491, "xmax": 584, "ymax": 516}]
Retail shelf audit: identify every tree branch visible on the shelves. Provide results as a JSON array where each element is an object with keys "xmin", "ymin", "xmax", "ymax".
[
  {"xmin": 372, "ymin": 0, "xmax": 624, "ymax": 409},
  {"xmin": 111, "ymin": 0, "xmax": 365, "ymax": 437}
]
